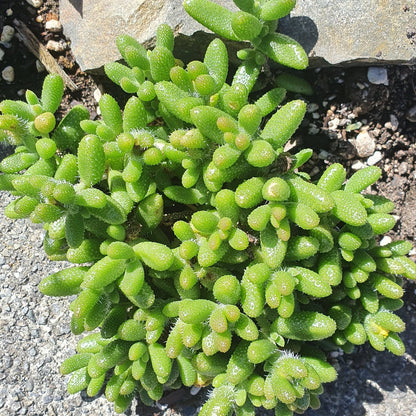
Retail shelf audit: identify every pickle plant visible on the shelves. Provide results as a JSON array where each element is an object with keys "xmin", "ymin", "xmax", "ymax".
[{"xmin": 1, "ymin": 0, "xmax": 415, "ymax": 414}]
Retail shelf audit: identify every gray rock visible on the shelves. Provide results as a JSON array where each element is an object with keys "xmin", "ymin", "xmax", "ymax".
[
  {"xmin": 406, "ymin": 105, "xmax": 416, "ymax": 122},
  {"xmin": 60, "ymin": 0, "xmax": 416, "ymax": 72},
  {"xmin": 367, "ymin": 67, "xmax": 389, "ymax": 85},
  {"xmin": 280, "ymin": 0, "xmax": 416, "ymax": 66},
  {"xmin": 60, "ymin": 0, "xmax": 239, "ymax": 71}
]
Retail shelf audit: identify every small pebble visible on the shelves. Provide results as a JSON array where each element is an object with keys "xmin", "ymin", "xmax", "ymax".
[
  {"xmin": 190, "ymin": 386, "xmax": 201, "ymax": 395},
  {"xmin": 328, "ymin": 117, "xmax": 340, "ymax": 130},
  {"xmin": 46, "ymin": 40, "xmax": 67, "ymax": 52},
  {"xmin": 367, "ymin": 67, "xmax": 389, "ymax": 86},
  {"xmin": 6, "ymin": 8, "xmax": 13, "ymax": 16},
  {"xmin": 35, "ymin": 60, "xmax": 45, "ymax": 73},
  {"xmin": 93, "ymin": 87, "xmax": 102, "ymax": 103},
  {"xmin": 28, "ymin": 347, "xmax": 37, "ymax": 357},
  {"xmin": 308, "ymin": 124, "xmax": 319, "ymax": 135},
  {"xmin": 26, "ymin": 0, "xmax": 43, "ymax": 7},
  {"xmin": 406, "ymin": 105, "xmax": 416, "ymax": 122},
  {"xmin": 318, "ymin": 150, "xmax": 329, "ymax": 160},
  {"xmin": 379, "ymin": 235, "xmax": 392, "ymax": 246},
  {"xmin": 389, "ymin": 114, "xmax": 399, "ymax": 131},
  {"xmin": 398, "ymin": 162, "xmax": 408, "ymax": 175},
  {"xmin": 25, "ymin": 379, "xmax": 34, "ymax": 392},
  {"xmin": 42, "ymin": 395, "xmax": 53, "ymax": 405},
  {"xmin": 1, "ymin": 65, "xmax": 15, "ymax": 82},
  {"xmin": 307, "ymin": 103, "xmax": 319, "ymax": 113},
  {"xmin": 155, "ymin": 402, "xmax": 168, "ymax": 410},
  {"xmin": 0, "ymin": 48, "xmax": 5, "ymax": 62},
  {"xmin": 3, "ymin": 356, "xmax": 13, "ymax": 369},
  {"xmin": 45, "ymin": 19, "xmax": 62, "ymax": 33},
  {"xmin": 367, "ymin": 150, "xmax": 382, "ymax": 165},
  {"xmin": 310, "ymin": 166, "xmax": 320, "ymax": 176},
  {"xmin": 1, "ymin": 25, "xmax": 15, "ymax": 43},
  {"xmin": 351, "ymin": 160, "xmax": 366, "ymax": 170},
  {"xmin": 355, "ymin": 131, "xmax": 375, "ymax": 158}
]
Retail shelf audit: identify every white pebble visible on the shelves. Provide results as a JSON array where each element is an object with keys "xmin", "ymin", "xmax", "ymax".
[
  {"xmin": 379, "ymin": 235, "xmax": 392, "ymax": 246},
  {"xmin": 6, "ymin": 8, "xmax": 13, "ymax": 16},
  {"xmin": 367, "ymin": 151, "xmax": 382, "ymax": 166},
  {"xmin": 351, "ymin": 160, "xmax": 366, "ymax": 170},
  {"xmin": 1, "ymin": 65, "xmax": 14, "ymax": 82},
  {"xmin": 45, "ymin": 19, "xmax": 62, "ymax": 33},
  {"xmin": 46, "ymin": 40, "xmax": 67, "ymax": 52},
  {"xmin": 0, "ymin": 48, "xmax": 5, "ymax": 62},
  {"xmin": 398, "ymin": 161, "xmax": 408, "ymax": 175},
  {"xmin": 35, "ymin": 59, "xmax": 45, "ymax": 72},
  {"xmin": 26, "ymin": 0, "xmax": 43, "ymax": 7},
  {"xmin": 1, "ymin": 25, "xmax": 15, "ymax": 43},
  {"xmin": 367, "ymin": 67, "xmax": 389, "ymax": 86},
  {"xmin": 328, "ymin": 117, "xmax": 340, "ymax": 131},
  {"xmin": 93, "ymin": 88, "xmax": 102, "ymax": 103},
  {"xmin": 355, "ymin": 131, "xmax": 375, "ymax": 158}
]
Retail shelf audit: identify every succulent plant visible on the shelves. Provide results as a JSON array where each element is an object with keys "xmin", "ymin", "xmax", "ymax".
[{"xmin": 1, "ymin": 0, "xmax": 415, "ymax": 415}]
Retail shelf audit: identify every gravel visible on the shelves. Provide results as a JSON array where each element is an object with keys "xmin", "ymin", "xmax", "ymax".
[
  {"xmin": 0, "ymin": 191, "xmax": 123, "ymax": 416},
  {"xmin": 1, "ymin": 183, "xmax": 416, "ymax": 416}
]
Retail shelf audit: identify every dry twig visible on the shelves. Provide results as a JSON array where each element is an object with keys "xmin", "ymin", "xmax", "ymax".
[{"xmin": 13, "ymin": 18, "xmax": 77, "ymax": 91}]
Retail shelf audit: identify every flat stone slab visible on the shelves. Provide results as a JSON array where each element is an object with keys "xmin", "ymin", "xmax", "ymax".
[
  {"xmin": 60, "ymin": 0, "xmax": 416, "ymax": 72},
  {"xmin": 280, "ymin": 0, "xmax": 416, "ymax": 66}
]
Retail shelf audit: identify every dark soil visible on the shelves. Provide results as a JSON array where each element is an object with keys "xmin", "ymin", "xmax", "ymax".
[{"xmin": 1, "ymin": 1, "xmax": 416, "ymax": 416}]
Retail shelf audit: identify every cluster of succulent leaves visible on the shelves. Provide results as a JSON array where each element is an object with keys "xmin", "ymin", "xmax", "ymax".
[{"xmin": 1, "ymin": 0, "xmax": 416, "ymax": 415}]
